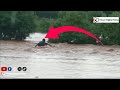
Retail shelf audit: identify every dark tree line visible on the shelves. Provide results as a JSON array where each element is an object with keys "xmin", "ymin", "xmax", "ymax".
[
  {"xmin": 0, "ymin": 11, "xmax": 36, "ymax": 40},
  {"xmin": 37, "ymin": 11, "xmax": 120, "ymax": 45}
]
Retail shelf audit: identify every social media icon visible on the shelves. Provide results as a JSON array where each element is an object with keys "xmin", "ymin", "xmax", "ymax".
[
  {"xmin": 8, "ymin": 67, "xmax": 12, "ymax": 71},
  {"xmin": 1, "ymin": 67, "xmax": 7, "ymax": 71}
]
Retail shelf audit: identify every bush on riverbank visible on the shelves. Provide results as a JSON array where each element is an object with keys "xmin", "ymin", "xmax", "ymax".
[
  {"xmin": 47, "ymin": 11, "xmax": 120, "ymax": 45},
  {"xmin": 0, "ymin": 11, "xmax": 36, "ymax": 40}
]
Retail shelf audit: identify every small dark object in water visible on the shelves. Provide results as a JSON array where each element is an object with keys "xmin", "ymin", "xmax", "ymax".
[{"xmin": 35, "ymin": 38, "xmax": 52, "ymax": 47}]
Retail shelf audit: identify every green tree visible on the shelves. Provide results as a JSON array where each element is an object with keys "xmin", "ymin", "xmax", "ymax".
[
  {"xmin": 49, "ymin": 11, "xmax": 107, "ymax": 44},
  {"xmin": 0, "ymin": 11, "xmax": 12, "ymax": 39},
  {"xmin": 0, "ymin": 11, "xmax": 37, "ymax": 40},
  {"xmin": 35, "ymin": 18, "xmax": 54, "ymax": 33},
  {"xmin": 14, "ymin": 11, "xmax": 36, "ymax": 40}
]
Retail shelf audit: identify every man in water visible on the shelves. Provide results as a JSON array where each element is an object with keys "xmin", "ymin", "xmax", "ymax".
[{"xmin": 35, "ymin": 38, "xmax": 52, "ymax": 47}]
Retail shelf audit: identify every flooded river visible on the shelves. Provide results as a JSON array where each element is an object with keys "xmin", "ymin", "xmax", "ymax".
[{"xmin": 0, "ymin": 33, "xmax": 120, "ymax": 79}]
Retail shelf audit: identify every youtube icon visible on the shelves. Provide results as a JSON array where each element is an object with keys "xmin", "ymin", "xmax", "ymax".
[{"xmin": 1, "ymin": 67, "xmax": 7, "ymax": 71}]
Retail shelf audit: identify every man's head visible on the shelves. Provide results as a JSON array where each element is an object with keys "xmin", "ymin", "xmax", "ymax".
[{"xmin": 42, "ymin": 38, "xmax": 45, "ymax": 42}]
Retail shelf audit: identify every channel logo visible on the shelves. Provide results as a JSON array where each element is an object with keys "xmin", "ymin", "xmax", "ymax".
[{"xmin": 93, "ymin": 17, "xmax": 119, "ymax": 23}]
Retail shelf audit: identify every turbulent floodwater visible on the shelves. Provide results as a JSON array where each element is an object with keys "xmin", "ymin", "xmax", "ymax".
[{"xmin": 0, "ymin": 33, "xmax": 120, "ymax": 79}]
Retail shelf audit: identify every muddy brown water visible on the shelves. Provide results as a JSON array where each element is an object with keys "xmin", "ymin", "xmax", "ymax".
[{"xmin": 0, "ymin": 40, "xmax": 120, "ymax": 79}]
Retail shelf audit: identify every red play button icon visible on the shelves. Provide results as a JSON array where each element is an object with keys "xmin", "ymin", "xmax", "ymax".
[{"xmin": 1, "ymin": 67, "xmax": 7, "ymax": 71}]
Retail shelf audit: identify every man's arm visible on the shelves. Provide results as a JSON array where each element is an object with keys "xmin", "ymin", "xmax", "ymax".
[
  {"xmin": 47, "ymin": 43, "xmax": 54, "ymax": 47},
  {"xmin": 47, "ymin": 43, "xmax": 52, "ymax": 46},
  {"xmin": 45, "ymin": 42, "xmax": 51, "ymax": 46},
  {"xmin": 35, "ymin": 43, "xmax": 38, "ymax": 47}
]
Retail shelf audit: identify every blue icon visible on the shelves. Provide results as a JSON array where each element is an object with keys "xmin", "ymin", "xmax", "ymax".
[{"xmin": 8, "ymin": 67, "xmax": 12, "ymax": 71}]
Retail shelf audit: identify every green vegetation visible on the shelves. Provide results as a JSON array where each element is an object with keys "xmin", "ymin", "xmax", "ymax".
[
  {"xmin": 0, "ymin": 11, "xmax": 120, "ymax": 45},
  {"xmin": 0, "ymin": 11, "xmax": 36, "ymax": 40}
]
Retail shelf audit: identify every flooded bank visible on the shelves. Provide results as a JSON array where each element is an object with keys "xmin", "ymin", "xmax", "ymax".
[{"xmin": 0, "ymin": 33, "xmax": 120, "ymax": 79}]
